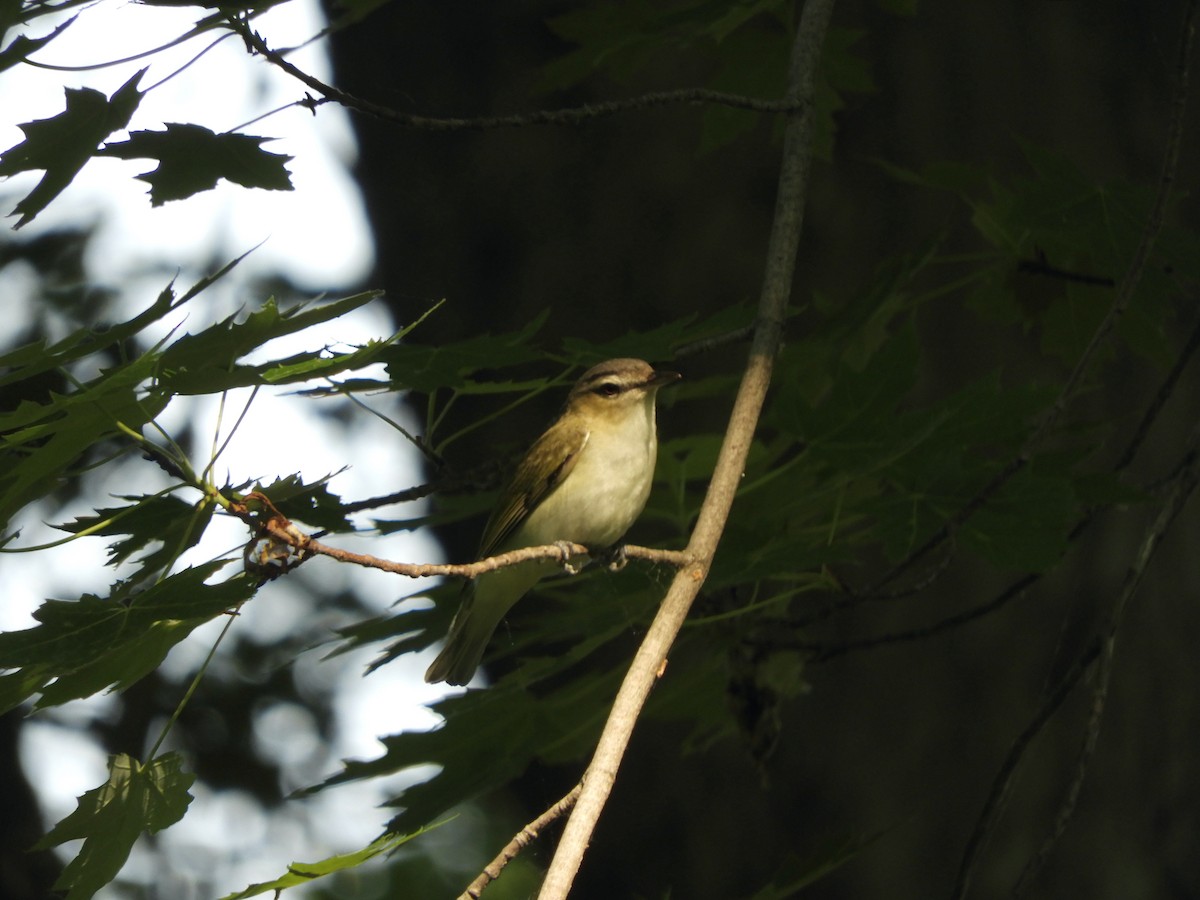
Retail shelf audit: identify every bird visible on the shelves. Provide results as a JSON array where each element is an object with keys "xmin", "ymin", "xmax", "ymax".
[{"xmin": 423, "ymin": 358, "xmax": 680, "ymax": 686}]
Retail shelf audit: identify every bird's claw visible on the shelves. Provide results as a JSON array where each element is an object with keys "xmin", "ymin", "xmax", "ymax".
[
  {"xmin": 554, "ymin": 540, "xmax": 581, "ymax": 575},
  {"xmin": 602, "ymin": 544, "xmax": 629, "ymax": 571}
]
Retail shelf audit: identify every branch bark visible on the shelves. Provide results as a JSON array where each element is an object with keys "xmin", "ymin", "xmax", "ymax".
[
  {"xmin": 535, "ymin": 1, "xmax": 836, "ymax": 896},
  {"xmin": 241, "ymin": 508, "xmax": 691, "ymax": 579},
  {"xmin": 226, "ymin": 15, "xmax": 805, "ymax": 130},
  {"xmin": 461, "ymin": 785, "xmax": 582, "ymax": 899}
]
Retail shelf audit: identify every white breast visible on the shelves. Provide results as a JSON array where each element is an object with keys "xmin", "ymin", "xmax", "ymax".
[{"xmin": 520, "ymin": 397, "xmax": 658, "ymax": 550}]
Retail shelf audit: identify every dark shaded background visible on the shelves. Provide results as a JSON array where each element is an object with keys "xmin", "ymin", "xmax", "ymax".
[{"xmin": 322, "ymin": 2, "xmax": 1200, "ymax": 898}]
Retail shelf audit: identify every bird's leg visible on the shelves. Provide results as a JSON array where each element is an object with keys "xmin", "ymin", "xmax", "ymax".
[
  {"xmin": 554, "ymin": 540, "xmax": 582, "ymax": 575},
  {"xmin": 600, "ymin": 543, "xmax": 628, "ymax": 572}
]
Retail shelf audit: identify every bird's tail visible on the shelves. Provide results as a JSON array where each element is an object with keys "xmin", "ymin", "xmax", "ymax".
[
  {"xmin": 423, "ymin": 560, "xmax": 550, "ymax": 685},
  {"xmin": 423, "ymin": 589, "xmax": 502, "ymax": 686}
]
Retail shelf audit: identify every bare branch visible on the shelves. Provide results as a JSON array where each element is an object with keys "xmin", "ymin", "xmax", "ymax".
[
  {"xmin": 250, "ymin": 516, "xmax": 688, "ymax": 579},
  {"xmin": 1016, "ymin": 252, "xmax": 1115, "ymax": 287},
  {"xmin": 229, "ymin": 495, "xmax": 691, "ymax": 583},
  {"xmin": 461, "ymin": 785, "xmax": 582, "ymax": 899},
  {"xmin": 673, "ymin": 323, "xmax": 756, "ymax": 358},
  {"xmin": 536, "ymin": 1, "xmax": 836, "ymax": 896},
  {"xmin": 954, "ymin": 416, "xmax": 1200, "ymax": 900},
  {"xmin": 225, "ymin": 15, "xmax": 805, "ymax": 131},
  {"xmin": 1112, "ymin": 307, "xmax": 1200, "ymax": 473}
]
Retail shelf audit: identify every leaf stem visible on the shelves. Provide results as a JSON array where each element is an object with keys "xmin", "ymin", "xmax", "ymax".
[{"xmin": 146, "ymin": 608, "xmax": 240, "ymax": 761}]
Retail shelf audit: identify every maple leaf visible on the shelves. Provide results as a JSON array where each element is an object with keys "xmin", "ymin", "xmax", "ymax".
[
  {"xmin": 0, "ymin": 69, "xmax": 144, "ymax": 228},
  {"xmin": 99, "ymin": 123, "xmax": 294, "ymax": 205}
]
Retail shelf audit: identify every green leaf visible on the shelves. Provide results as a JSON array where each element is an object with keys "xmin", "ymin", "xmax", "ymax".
[
  {"xmin": 36, "ymin": 752, "xmax": 195, "ymax": 900},
  {"xmin": 59, "ymin": 495, "xmax": 214, "ymax": 577},
  {"xmin": 156, "ymin": 292, "xmax": 383, "ymax": 394},
  {"xmin": 960, "ymin": 465, "xmax": 1076, "ymax": 571},
  {"xmin": 697, "ymin": 19, "xmax": 790, "ymax": 153},
  {"xmin": 0, "ymin": 353, "xmax": 167, "ymax": 531},
  {"xmin": 0, "ymin": 282, "xmax": 176, "ymax": 391},
  {"xmin": 98, "ymin": 123, "xmax": 293, "ymax": 205},
  {"xmin": 381, "ymin": 311, "xmax": 549, "ymax": 392},
  {"xmin": 779, "ymin": 321, "xmax": 920, "ymax": 463},
  {"xmin": 34, "ymin": 618, "xmax": 201, "ymax": 709},
  {"xmin": 0, "ymin": 68, "xmax": 144, "ymax": 227},
  {"xmin": 252, "ymin": 473, "xmax": 353, "ymax": 533},
  {"xmin": 543, "ymin": 0, "xmax": 791, "ymax": 90},
  {"xmin": 0, "ymin": 16, "xmax": 75, "ymax": 74},
  {"xmin": 0, "ymin": 562, "xmax": 254, "ymax": 713},
  {"xmin": 810, "ymin": 27, "xmax": 875, "ymax": 159},
  {"xmin": 318, "ymin": 576, "xmax": 668, "ymax": 831},
  {"xmin": 219, "ymin": 830, "xmax": 432, "ymax": 899}
]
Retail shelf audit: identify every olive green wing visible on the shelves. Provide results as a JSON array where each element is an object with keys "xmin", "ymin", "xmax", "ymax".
[{"xmin": 478, "ymin": 419, "xmax": 589, "ymax": 557}]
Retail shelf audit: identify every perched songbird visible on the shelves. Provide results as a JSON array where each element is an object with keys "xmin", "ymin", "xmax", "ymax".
[{"xmin": 424, "ymin": 358, "xmax": 680, "ymax": 686}]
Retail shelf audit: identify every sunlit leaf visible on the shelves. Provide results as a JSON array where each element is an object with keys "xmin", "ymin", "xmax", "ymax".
[
  {"xmin": 219, "ymin": 830, "xmax": 434, "ymax": 899},
  {"xmin": 35, "ymin": 753, "xmax": 195, "ymax": 900},
  {"xmin": 58, "ymin": 495, "xmax": 214, "ymax": 576},
  {"xmin": 156, "ymin": 292, "xmax": 383, "ymax": 394},
  {"xmin": 0, "ymin": 562, "xmax": 253, "ymax": 712}
]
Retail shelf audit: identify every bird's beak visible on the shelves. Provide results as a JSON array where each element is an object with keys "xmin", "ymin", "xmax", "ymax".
[{"xmin": 647, "ymin": 369, "xmax": 682, "ymax": 389}]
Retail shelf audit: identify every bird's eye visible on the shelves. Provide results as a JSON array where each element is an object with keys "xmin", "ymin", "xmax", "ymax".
[{"xmin": 596, "ymin": 382, "xmax": 621, "ymax": 397}]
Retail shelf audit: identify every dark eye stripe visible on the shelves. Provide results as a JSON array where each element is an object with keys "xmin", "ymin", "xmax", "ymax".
[{"xmin": 592, "ymin": 382, "xmax": 623, "ymax": 397}]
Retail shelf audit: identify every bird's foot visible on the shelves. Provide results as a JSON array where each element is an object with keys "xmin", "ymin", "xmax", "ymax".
[
  {"xmin": 554, "ymin": 540, "xmax": 582, "ymax": 575},
  {"xmin": 601, "ymin": 543, "xmax": 629, "ymax": 572}
]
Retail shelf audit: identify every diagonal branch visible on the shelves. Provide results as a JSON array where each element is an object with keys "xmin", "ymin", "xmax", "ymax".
[
  {"xmin": 461, "ymin": 785, "xmax": 582, "ymax": 899},
  {"xmin": 952, "ymin": 417, "xmax": 1200, "ymax": 900},
  {"xmin": 535, "ymin": 1, "xmax": 836, "ymax": 897}
]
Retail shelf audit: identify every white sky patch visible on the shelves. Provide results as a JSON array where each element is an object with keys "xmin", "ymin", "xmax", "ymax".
[
  {"xmin": 1, "ymin": 4, "xmax": 460, "ymax": 895},
  {"xmin": 0, "ymin": 1, "xmax": 372, "ymax": 288}
]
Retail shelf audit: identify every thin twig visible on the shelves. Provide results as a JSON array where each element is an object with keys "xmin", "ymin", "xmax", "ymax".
[
  {"xmin": 673, "ymin": 323, "xmax": 756, "ymax": 358},
  {"xmin": 1112, "ymin": 307, "xmax": 1200, "ymax": 472},
  {"xmin": 1016, "ymin": 253, "xmax": 1115, "ymax": 287},
  {"xmin": 1013, "ymin": 419, "xmax": 1200, "ymax": 895},
  {"xmin": 949, "ymin": 638, "xmax": 1101, "ymax": 900},
  {"xmin": 536, "ymin": 2, "xmax": 835, "ymax": 897},
  {"xmin": 243, "ymin": 509, "xmax": 691, "ymax": 579},
  {"xmin": 809, "ymin": 302, "xmax": 1200, "ymax": 660},
  {"xmin": 954, "ymin": 417, "xmax": 1200, "ymax": 900},
  {"xmin": 225, "ymin": 15, "xmax": 805, "ymax": 131},
  {"xmin": 461, "ymin": 785, "xmax": 582, "ymax": 899}
]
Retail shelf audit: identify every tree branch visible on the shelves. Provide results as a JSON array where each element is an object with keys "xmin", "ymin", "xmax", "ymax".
[
  {"xmin": 801, "ymin": 301, "xmax": 1200, "ymax": 661},
  {"xmin": 461, "ymin": 785, "xmax": 582, "ymax": 899},
  {"xmin": 236, "ymin": 504, "xmax": 691, "ymax": 580},
  {"xmin": 953, "ymin": 415, "xmax": 1200, "ymax": 900},
  {"xmin": 225, "ymin": 15, "xmax": 805, "ymax": 131},
  {"xmin": 535, "ymin": 1, "xmax": 836, "ymax": 897}
]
